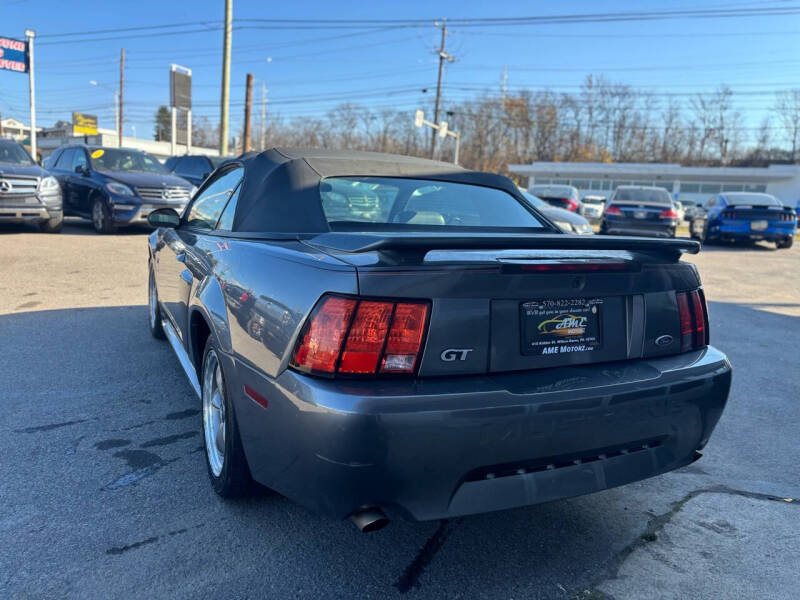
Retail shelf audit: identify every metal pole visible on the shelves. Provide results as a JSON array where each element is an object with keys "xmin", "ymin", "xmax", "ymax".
[
  {"xmin": 187, "ymin": 109, "xmax": 192, "ymax": 152},
  {"xmin": 25, "ymin": 30, "xmax": 36, "ymax": 160},
  {"xmin": 118, "ymin": 48, "xmax": 124, "ymax": 147},
  {"xmin": 454, "ymin": 133, "xmax": 460, "ymax": 165},
  {"xmin": 219, "ymin": 0, "xmax": 233, "ymax": 155},
  {"xmin": 171, "ymin": 107, "xmax": 176, "ymax": 155}
]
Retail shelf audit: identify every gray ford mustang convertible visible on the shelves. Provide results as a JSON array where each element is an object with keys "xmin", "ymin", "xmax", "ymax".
[{"xmin": 147, "ymin": 148, "xmax": 731, "ymax": 531}]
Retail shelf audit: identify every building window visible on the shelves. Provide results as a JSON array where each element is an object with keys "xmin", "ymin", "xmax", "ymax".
[
  {"xmin": 633, "ymin": 180, "xmax": 652, "ymax": 187},
  {"xmin": 722, "ymin": 184, "xmax": 744, "ymax": 192},
  {"xmin": 700, "ymin": 183, "xmax": 721, "ymax": 194},
  {"xmin": 654, "ymin": 182, "xmax": 674, "ymax": 192},
  {"xmin": 681, "ymin": 183, "xmax": 700, "ymax": 193},
  {"xmin": 612, "ymin": 180, "xmax": 631, "ymax": 189},
  {"xmin": 534, "ymin": 178, "xmax": 550, "ymax": 185},
  {"xmin": 743, "ymin": 184, "xmax": 767, "ymax": 193},
  {"xmin": 553, "ymin": 179, "xmax": 569, "ymax": 185},
  {"xmin": 571, "ymin": 179, "xmax": 590, "ymax": 189},
  {"xmin": 601, "ymin": 180, "xmax": 611, "ymax": 190}
]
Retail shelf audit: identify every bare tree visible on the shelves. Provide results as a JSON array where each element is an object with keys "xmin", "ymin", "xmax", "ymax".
[{"xmin": 773, "ymin": 90, "xmax": 800, "ymax": 163}]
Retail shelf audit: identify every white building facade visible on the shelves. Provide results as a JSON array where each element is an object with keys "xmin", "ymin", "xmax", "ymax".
[{"xmin": 508, "ymin": 162, "xmax": 800, "ymax": 208}]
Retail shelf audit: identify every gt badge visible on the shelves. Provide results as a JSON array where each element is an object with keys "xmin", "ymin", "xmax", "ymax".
[{"xmin": 441, "ymin": 348, "xmax": 473, "ymax": 362}]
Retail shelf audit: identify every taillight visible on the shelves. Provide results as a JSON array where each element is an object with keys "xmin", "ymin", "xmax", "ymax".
[
  {"xmin": 565, "ymin": 198, "xmax": 579, "ymax": 211},
  {"xmin": 659, "ymin": 209, "xmax": 678, "ymax": 219},
  {"xmin": 605, "ymin": 205, "xmax": 622, "ymax": 215},
  {"xmin": 781, "ymin": 212, "xmax": 796, "ymax": 222},
  {"xmin": 676, "ymin": 289, "xmax": 709, "ymax": 352},
  {"xmin": 291, "ymin": 295, "xmax": 429, "ymax": 376}
]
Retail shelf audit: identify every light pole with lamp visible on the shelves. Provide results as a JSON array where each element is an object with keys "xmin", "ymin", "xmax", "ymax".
[{"xmin": 89, "ymin": 80, "xmax": 119, "ymax": 140}]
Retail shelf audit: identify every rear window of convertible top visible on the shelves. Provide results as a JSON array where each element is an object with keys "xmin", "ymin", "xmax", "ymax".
[{"xmin": 319, "ymin": 176, "xmax": 544, "ymax": 230}]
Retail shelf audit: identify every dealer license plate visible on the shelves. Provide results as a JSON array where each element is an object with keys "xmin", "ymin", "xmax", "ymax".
[
  {"xmin": 520, "ymin": 298, "xmax": 603, "ymax": 357},
  {"xmin": 750, "ymin": 220, "xmax": 768, "ymax": 231}
]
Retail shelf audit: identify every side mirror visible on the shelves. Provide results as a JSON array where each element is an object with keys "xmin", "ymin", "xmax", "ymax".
[
  {"xmin": 74, "ymin": 165, "xmax": 89, "ymax": 176},
  {"xmin": 148, "ymin": 207, "xmax": 181, "ymax": 229}
]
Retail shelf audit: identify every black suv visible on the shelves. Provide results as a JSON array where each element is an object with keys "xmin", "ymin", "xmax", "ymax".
[
  {"xmin": 0, "ymin": 138, "xmax": 63, "ymax": 233},
  {"xmin": 165, "ymin": 154, "xmax": 227, "ymax": 186},
  {"xmin": 48, "ymin": 144, "xmax": 195, "ymax": 233}
]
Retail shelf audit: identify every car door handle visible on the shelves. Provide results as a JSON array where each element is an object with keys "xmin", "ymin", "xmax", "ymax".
[
  {"xmin": 176, "ymin": 252, "xmax": 186, "ymax": 263},
  {"xmin": 179, "ymin": 269, "xmax": 193, "ymax": 284}
]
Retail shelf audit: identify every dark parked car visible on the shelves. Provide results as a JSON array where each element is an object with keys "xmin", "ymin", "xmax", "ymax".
[
  {"xmin": 0, "ymin": 138, "xmax": 63, "ymax": 233},
  {"xmin": 601, "ymin": 186, "xmax": 679, "ymax": 238},
  {"xmin": 529, "ymin": 184, "xmax": 583, "ymax": 214},
  {"xmin": 520, "ymin": 190, "xmax": 593, "ymax": 234},
  {"xmin": 690, "ymin": 192, "xmax": 796, "ymax": 249},
  {"xmin": 48, "ymin": 144, "xmax": 195, "ymax": 233},
  {"xmin": 165, "ymin": 154, "xmax": 228, "ymax": 186},
  {"xmin": 146, "ymin": 148, "xmax": 731, "ymax": 531}
]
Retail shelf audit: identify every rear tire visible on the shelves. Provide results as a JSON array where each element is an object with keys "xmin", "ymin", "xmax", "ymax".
[
  {"xmin": 92, "ymin": 197, "xmax": 117, "ymax": 234},
  {"xmin": 148, "ymin": 266, "xmax": 165, "ymax": 339},
  {"xmin": 40, "ymin": 212, "xmax": 63, "ymax": 233},
  {"xmin": 776, "ymin": 236, "xmax": 794, "ymax": 249},
  {"xmin": 201, "ymin": 337, "xmax": 251, "ymax": 498}
]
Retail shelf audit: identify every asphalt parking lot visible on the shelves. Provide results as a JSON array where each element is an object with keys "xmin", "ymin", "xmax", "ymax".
[{"xmin": 1, "ymin": 220, "xmax": 798, "ymax": 599}]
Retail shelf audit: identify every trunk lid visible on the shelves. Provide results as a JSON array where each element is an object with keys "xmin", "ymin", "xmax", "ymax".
[{"xmin": 303, "ymin": 232, "xmax": 700, "ymax": 376}]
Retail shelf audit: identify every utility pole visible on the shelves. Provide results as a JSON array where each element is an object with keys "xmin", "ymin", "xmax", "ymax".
[
  {"xmin": 118, "ymin": 48, "xmax": 125, "ymax": 147},
  {"xmin": 430, "ymin": 21, "xmax": 453, "ymax": 159},
  {"xmin": 260, "ymin": 81, "xmax": 266, "ymax": 150},
  {"xmin": 25, "ymin": 29, "xmax": 36, "ymax": 160},
  {"xmin": 501, "ymin": 65, "xmax": 508, "ymax": 103},
  {"xmin": 243, "ymin": 73, "xmax": 253, "ymax": 153},
  {"xmin": 219, "ymin": 0, "xmax": 233, "ymax": 155}
]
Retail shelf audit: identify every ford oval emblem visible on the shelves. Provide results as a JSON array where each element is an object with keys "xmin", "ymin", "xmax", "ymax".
[{"xmin": 655, "ymin": 334, "xmax": 673, "ymax": 347}]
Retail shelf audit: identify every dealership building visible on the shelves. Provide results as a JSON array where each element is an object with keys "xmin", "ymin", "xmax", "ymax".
[{"xmin": 508, "ymin": 161, "xmax": 800, "ymax": 208}]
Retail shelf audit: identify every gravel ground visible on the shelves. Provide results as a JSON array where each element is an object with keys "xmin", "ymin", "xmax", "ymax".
[{"xmin": 1, "ymin": 219, "xmax": 798, "ymax": 599}]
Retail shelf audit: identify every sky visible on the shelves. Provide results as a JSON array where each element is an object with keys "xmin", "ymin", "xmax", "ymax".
[{"xmin": 1, "ymin": 0, "xmax": 799, "ymax": 147}]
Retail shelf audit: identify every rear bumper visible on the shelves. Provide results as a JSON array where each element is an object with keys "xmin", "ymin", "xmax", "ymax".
[
  {"xmin": 603, "ymin": 222, "xmax": 676, "ymax": 237},
  {"xmin": 713, "ymin": 221, "xmax": 795, "ymax": 241},
  {"xmin": 229, "ymin": 346, "xmax": 731, "ymax": 521}
]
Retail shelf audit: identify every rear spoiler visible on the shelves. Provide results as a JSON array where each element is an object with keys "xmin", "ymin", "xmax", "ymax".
[{"xmin": 305, "ymin": 232, "xmax": 700, "ymax": 258}]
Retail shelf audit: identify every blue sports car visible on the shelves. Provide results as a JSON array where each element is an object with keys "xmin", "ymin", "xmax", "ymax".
[{"xmin": 691, "ymin": 192, "xmax": 796, "ymax": 249}]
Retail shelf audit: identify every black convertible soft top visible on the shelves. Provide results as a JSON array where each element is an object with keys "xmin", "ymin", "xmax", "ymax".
[{"xmin": 230, "ymin": 148, "xmax": 527, "ymax": 233}]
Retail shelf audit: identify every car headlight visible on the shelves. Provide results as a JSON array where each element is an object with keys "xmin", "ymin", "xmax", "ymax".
[
  {"xmin": 554, "ymin": 220, "xmax": 574, "ymax": 233},
  {"xmin": 574, "ymin": 222, "xmax": 593, "ymax": 235},
  {"xmin": 106, "ymin": 182, "xmax": 135, "ymax": 197},
  {"xmin": 38, "ymin": 176, "xmax": 60, "ymax": 194}
]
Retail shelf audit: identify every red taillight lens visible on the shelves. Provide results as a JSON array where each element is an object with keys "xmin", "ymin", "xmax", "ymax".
[
  {"xmin": 565, "ymin": 199, "xmax": 579, "ymax": 211},
  {"xmin": 659, "ymin": 209, "xmax": 678, "ymax": 219},
  {"xmin": 380, "ymin": 303, "xmax": 429, "ymax": 373},
  {"xmin": 292, "ymin": 296, "xmax": 429, "ymax": 376},
  {"xmin": 338, "ymin": 301, "xmax": 393, "ymax": 374},
  {"xmin": 689, "ymin": 290, "xmax": 708, "ymax": 347},
  {"xmin": 676, "ymin": 289, "xmax": 709, "ymax": 352},
  {"xmin": 605, "ymin": 205, "xmax": 622, "ymax": 215},
  {"xmin": 292, "ymin": 296, "xmax": 357, "ymax": 373}
]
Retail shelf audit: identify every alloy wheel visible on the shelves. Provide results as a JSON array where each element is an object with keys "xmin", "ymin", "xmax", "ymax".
[
  {"xmin": 92, "ymin": 200, "xmax": 104, "ymax": 231},
  {"xmin": 202, "ymin": 349, "xmax": 226, "ymax": 477}
]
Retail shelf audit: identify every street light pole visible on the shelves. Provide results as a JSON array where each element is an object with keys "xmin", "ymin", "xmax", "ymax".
[
  {"xmin": 90, "ymin": 81, "xmax": 119, "ymax": 134},
  {"xmin": 219, "ymin": 0, "xmax": 233, "ymax": 155},
  {"xmin": 24, "ymin": 29, "xmax": 36, "ymax": 160}
]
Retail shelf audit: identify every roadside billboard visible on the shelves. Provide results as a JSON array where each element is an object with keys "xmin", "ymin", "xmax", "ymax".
[
  {"xmin": 170, "ymin": 69, "xmax": 191, "ymax": 110},
  {"xmin": 72, "ymin": 112, "xmax": 98, "ymax": 136},
  {"xmin": 0, "ymin": 36, "xmax": 27, "ymax": 73}
]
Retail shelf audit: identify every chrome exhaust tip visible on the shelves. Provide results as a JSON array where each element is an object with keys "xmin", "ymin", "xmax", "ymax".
[{"xmin": 350, "ymin": 507, "xmax": 389, "ymax": 533}]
